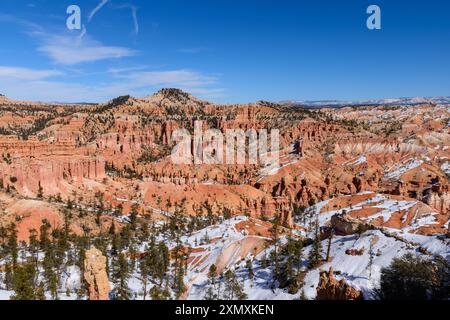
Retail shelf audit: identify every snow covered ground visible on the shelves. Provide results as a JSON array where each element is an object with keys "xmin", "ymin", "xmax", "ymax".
[
  {"xmin": 384, "ymin": 158, "xmax": 423, "ymax": 180},
  {"xmin": 182, "ymin": 193, "xmax": 449, "ymax": 300},
  {"xmin": 1, "ymin": 194, "xmax": 448, "ymax": 301},
  {"xmin": 344, "ymin": 155, "xmax": 367, "ymax": 167}
]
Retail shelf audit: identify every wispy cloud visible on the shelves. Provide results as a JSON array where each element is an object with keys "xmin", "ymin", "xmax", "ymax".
[
  {"xmin": 131, "ymin": 5, "xmax": 139, "ymax": 35},
  {"xmin": 0, "ymin": 66, "xmax": 62, "ymax": 80},
  {"xmin": 0, "ymin": 67, "xmax": 224, "ymax": 102},
  {"xmin": 0, "ymin": 12, "xmax": 223, "ymax": 101},
  {"xmin": 1, "ymin": 12, "xmax": 137, "ymax": 65},
  {"xmin": 107, "ymin": 65, "xmax": 150, "ymax": 74},
  {"xmin": 0, "ymin": 13, "xmax": 44, "ymax": 32},
  {"xmin": 34, "ymin": 32, "xmax": 137, "ymax": 65},
  {"xmin": 121, "ymin": 70, "xmax": 217, "ymax": 88},
  {"xmin": 88, "ymin": 0, "xmax": 109, "ymax": 22}
]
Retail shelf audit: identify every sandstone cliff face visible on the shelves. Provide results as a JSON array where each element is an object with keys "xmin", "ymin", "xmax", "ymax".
[
  {"xmin": 0, "ymin": 155, "xmax": 105, "ymax": 198},
  {"xmin": 316, "ymin": 267, "xmax": 363, "ymax": 300},
  {"xmin": 84, "ymin": 247, "xmax": 110, "ymax": 301},
  {"xmin": 0, "ymin": 90, "xmax": 448, "ymax": 236}
]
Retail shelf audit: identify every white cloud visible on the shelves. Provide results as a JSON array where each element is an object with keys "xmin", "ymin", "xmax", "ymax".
[
  {"xmin": 122, "ymin": 70, "xmax": 217, "ymax": 88},
  {"xmin": 35, "ymin": 33, "xmax": 137, "ymax": 65},
  {"xmin": 0, "ymin": 67, "xmax": 224, "ymax": 102},
  {"xmin": 0, "ymin": 66, "xmax": 62, "ymax": 80}
]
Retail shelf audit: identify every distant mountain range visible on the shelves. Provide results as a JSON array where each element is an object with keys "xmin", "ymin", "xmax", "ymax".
[{"xmin": 280, "ymin": 96, "xmax": 450, "ymax": 108}]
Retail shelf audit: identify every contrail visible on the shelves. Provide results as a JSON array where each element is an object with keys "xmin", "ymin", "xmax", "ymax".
[
  {"xmin": 78, "ymin": 25, "xmax": 87, "ymax": 39},
  {"xmin": 88, "ymin": 0, "xmax": 109, "ymax": 22},
  {"xmin": 131, "ymin": 6, "xmax": 139, "ymax": 35}
]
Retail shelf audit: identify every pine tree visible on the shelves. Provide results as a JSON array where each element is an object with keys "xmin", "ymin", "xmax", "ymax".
[
  {"xmin": 149, "ymin": 286, "xmax": 170, "ymax": 300},
  {"xmin": 130, "ymin": 203, "xmax": 139, "ymax": 230},
  {"xmin": 246, "ymin": 259, "xmax": 255, "ymax": 281},
  {"xmin": 203, "ymin": 287, "xmax": 215, "ymax": 300},
  {"xmin": 208, "ymin": 264, "xmax": 217, "ymax": 284},
  {"xmin": 368, "ymin": 237, "xmax": 375, "ymax": 280},
  {"xmin": 299, "ymin": 289, "xmax": 308, "ymax": 300},
  {"xmin": 308, "ymin": 218, "xmax": 323, "ymax": 269},
  {"xmin": 325, "ymin": 228, "xmax": 334, "ymax": 262},
  {"xmin": 139, "ymin": 246, "xmax": 151, "ymax": 300},
  {"xmin": 11, "ymin": 259, "xmax": 36, "ymax": 300},
  {"xmin": 6, "ymin": 223, "xmax": 18, "ymax": 268},
  {"xmin": 172, "ymin": 238, "xmax": 187, "ymax": 298},
  {"xmin": 3, "ymin": 262, "xmax": 13, "ymax": 290},
  {"xmin": 204, "ymin": 264, "xmax": 219, "ymax": 299},
  {"xmin": 223, "ymin": 269, "xmax": 247, "ymax": 300},
  {"xmin": 43, "ymin": 246, "xmax": 58, "ymax": 300},
  {"xmin": 36, "ymin": 281, "xmax": 46, "ymax": 300},
  {"xmin": 269, "ymin": 215, "xmax": 281, "ymax": 280},
  {"xmin": 112, "ymin": 253, "xmax": 131, "ymax": 300},
  {"xmin": 28, "ymin": 229, "xmax": 39, "ymax": 267},
  {"xmin": 284, "ymin": 234, "xmax": 297, "ymax": 281},
  {"xmin": 39, "ymin": 219, "xmax": 51, "ymax": 252}
]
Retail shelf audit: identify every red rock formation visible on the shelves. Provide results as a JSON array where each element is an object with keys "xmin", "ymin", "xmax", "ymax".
[
  {"xmin": 316, "ymin": 267, "xmax": 363, "ymax": 300},
  {"xmin": 84, "ymin": 247, "xmax": 110, "ymax": 301}
]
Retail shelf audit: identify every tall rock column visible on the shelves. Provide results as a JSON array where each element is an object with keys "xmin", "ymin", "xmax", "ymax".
[{"xmin": 84, "ymin": 247, "xmax": 110, "ymax": 300}]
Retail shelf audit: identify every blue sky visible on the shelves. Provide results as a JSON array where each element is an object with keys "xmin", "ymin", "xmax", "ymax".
[{"xmin": 0, "ymin": 0, "xmax": 449, "ymax": 103}]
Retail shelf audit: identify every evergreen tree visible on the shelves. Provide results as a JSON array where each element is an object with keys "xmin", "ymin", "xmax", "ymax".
[
  {"xmin": 39, "ymin": 219, "xmax": 51, "ymax": 252},
  {"xmin": 129, "ymin": 204, "xmax": 139, "ymax": 230},
  {"xmin": 36, "ymin": 281, "xmax": 46, "ymax": 300},
  {"xmin": 139, "ymin": 246, "xmax": 152, "ymax": 300},
  {"xmin": 203, "ymin": 286, "xmax": 215, "ymax": 300},
  {"xmin": 325, "ymin": 228, "xmax": 334, "ymax": 262},
  {"xmin": 3, "ymin": 262, "xmax": 13, "ymax": 290},
  {"xmin": 112, "ymin": 253, "xmax": 131, "ymax": 300},
  {"xmin": 28, "ymin": 229, "xmax": 39, "ymax": 267},
  {"xmin": 368, "ymin": 237, "xmax": 375, "ymax": 280},
  {"xmin": 299, "ymin": 289, "xmax": 308, "ymax": 300},
  {"xmin": 204, "ymin": 264, "xmax": 218, "ymax": 300},
  {"xmin": 308, "ymin": 218, "xmax": 323, "ymax": 269},
  {"xmin": 269, "ymin": 216, "xmax": 281, "ymax": 280},
  {"xmin": 172, "ymin": 238, "xmax": 186, "ymax": 298},
  {"xmin": 11, "ymin": 259, "xmax": 36, "ymax": 300},
  {"xmin": 42, "ymin": 245, "xmax": 58, "ymax": 300},
  {"xmin": 149, "ymin": 286, "xmax": 171, "ymax": 300},
  {"xmin": 223, "ymin": 269, "xmax": 247, "ymax": 300},
  {"xmin": 6, "ymin": 223, "xmax": 18, "ymax": 268},
  {"xmin": 246, "ymin": 260, "xmax": 255, "ymax": 281}
]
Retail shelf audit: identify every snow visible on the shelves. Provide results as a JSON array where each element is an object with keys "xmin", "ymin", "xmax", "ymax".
[
  {"xmin": 0, "ymin": 290, "xmax": 12, "ymax": 300},
  {"xmin": 257, "ymin": 160, "xmax": 299, "ymax": 181},
  {"xmin": 441, "ymin": 162, "xmax": 450, "ymax": 175},
  {"xmin": 345, "ymin": 155, "xmax": 367, "ymax": 166},
  {"xmin": 384, "ymin": 158, "xmax": 423, "ymax": 180},
  {"xmin": 61, "ymin": 266, "xmax": 81, "ymax": 292}
]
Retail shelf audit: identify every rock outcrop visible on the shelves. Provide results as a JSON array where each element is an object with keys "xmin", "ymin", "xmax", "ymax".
[
  {"xmin": 316, "ymin": 267, "xmax": 363, "ymax": 300},
  {"xmin": 84, "ymin": 247, "xmax": 110, "ymax": 301},
  {"xmin": 330, "ymin": 214, "xmax": 362, "ymax": 236}
]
